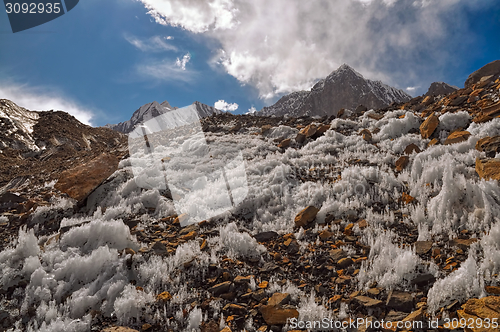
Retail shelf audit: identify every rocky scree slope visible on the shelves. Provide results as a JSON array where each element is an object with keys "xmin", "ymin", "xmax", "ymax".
[
  {"xmin": 259, "ymin": 64, "xmax": 411, "ymax": 118},
  {"xmin": 1, "ymin": 63, "xmax": 500, "ymax": 331}
]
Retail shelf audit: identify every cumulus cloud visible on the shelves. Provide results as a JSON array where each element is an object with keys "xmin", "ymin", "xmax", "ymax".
[
  {"xmin": 246, "ymin": 106, "xmax": 257, "ymax": 115},
  {"xmin": 214, "ymin": 100, "xmax": 238, "ymax": 111},
  {"xmin": 139, "ymin": 0, "xmax": 496, "ymax": 98},
  {"xmin": 124, "ymin": 34, "xmax": 177, "ymax": 52},
  {"xmin": 0, "ymin": 83, "xmax": 94, "ymax": 125},
  {"xmin": 175, "ymin": 53, "xmax": 191, "ymax": 70}
]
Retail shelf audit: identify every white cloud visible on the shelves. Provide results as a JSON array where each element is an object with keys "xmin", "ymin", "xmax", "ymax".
[
  {"xmin": 406, "ymin": 86, "xmax": 418, "ymax": 92},
  {"xmin": 175, "ymin": 53, "xmax": 191, "ymax": 70},
  {"xmin": 139, "ymin": 0, "xmax": 496, "ymax": 99},
  {"xmin": 214, "ymin": 99, "xmax": 238, "ymax": 112},
  {"xmin": 246, "ymin": 106, "xmax": 257, "ymax": 115},
  {"xmin": 124, "ymin": 34, "xmax": 177, "ymax": 52},
  {"xmin": 139, "ymin": 0, "xmax": 237, "ymax": 33},
  {"xmin": 138, "ymin": 58, "xmax": 195, "ymax": 82},
  {"xmin": 0, "ymin": 83, "xmax": 94, "ymax": 125}
]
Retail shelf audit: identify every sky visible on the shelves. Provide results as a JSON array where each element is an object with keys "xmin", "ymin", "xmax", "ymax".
[{"xmin": 0, "ymin": 0, "xmax": 499, "ymax": 126}]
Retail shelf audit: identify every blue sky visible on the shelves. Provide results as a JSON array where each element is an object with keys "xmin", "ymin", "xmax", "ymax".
[{"xmin": 0, "ymin": 0, "xmax": 499, "ymax": 126}]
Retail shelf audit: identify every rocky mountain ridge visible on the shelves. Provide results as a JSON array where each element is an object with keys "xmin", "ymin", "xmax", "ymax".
[
  {"xmin": 107, "ymin": 100, "xmax": 222, "ymax": 134},
  {"xmin": 259, "ymin": 64, "xmax": 412, "ymax": 117}
]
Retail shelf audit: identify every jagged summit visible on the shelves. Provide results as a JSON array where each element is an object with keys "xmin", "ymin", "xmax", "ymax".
[
  {"xmin": 107, "ymin": 100, "xmax": 221, "ymax": 134},
  {"xmin": 259, "ymin": 64, "xmax": 411, "ymax": 117},
  {"xmin": 425, "ymin": 82, "xmax": 458, "ymax": 97}
]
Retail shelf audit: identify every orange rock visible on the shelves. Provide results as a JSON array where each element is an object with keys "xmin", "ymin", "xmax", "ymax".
[
  {"xmin": 278, "ymin": 138, "xmax": 291, "ymax": 148},
  {"xmin": 359, "ymin": 129, "xmax": 372, "ymax": 142},
  {"xmin": 357, "ymin": 219, "xmax": 368, "ymax": 229},
  {"xmin": 428, "ymin": 138, "xmax": 439, "ymax": 147},
  {"xmin": 444, "ymin": 130, "xmax": 471, "ymax": 145},
  {"xmin": 156, "ymin": 291, "xmax": 172, "ymax": 302},
  {"xmin": 400, "ymin": 192, "xmax": 415, "ymax": 205},
  {"xmin": 404, "ymin": 143, "xmax": 422, "ymax": 155},
  {"xmin": 260, "ymin": 305, "xmax": 299, "ymax": 325},
  {"xmin": 483, "ymin": 101, "xmax": 500, "ymax": 117},
  {"xmin": 486, "ymin": 286, "xmax": 500, "ymax": 295},
  {"xmin": 258, "ymin": 281, "xmax": 269, "ymax": 289},
  {"xmin": 367, "ymin": 113, "xmax": 384, "ymax": 120},
  {"xmin": 294, "ymin": 206, "xmax": 320, "ymax": 227},
  {"xmin": 395, "ymin": 156, "xmax": 410, "ymax": 171},
  {"xmin": 476, "ymin": 158, "xmax": 500, "ymax": 181},
  {"xmin": 300, "ymin": 124, "xmax": 318, "ymax": 138},
  {"xmin": 344, "ymin": 223, "xmax": 354, "ymax": 236},
  {"xmin": 316, "ymin": 124, "xmax": 331, "ymax": 136},
  {"xmin": 261, "ymin": 125, "xmax": 272, "ymax": 134},
  {"xmin": 179, "ymin": 231, "xmax": 197, "ymax": 241},
  {"xmin": 461, "ymin": 296, "xmax": 500, "ymax": 319},
  {"xmin": 54, "ymin": 153, "xmax": 120, "ymax": 202},
  {"xmin": 420, "ymin": 112, "xmax": 439, "ymax": 139},
  {"xmin": 473, "ymin": 113, "xmax": 493, "ymax": 123},
  {"xmin": 475, "ymin": 136, "xmax": 500, "ymax": 157},
  {"xmin": 319, "ymin": 229, "xmax": 334, "ymax": 240}
]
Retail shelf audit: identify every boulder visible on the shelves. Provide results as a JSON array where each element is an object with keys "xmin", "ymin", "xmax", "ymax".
[
  {"xmin": 458, "ymin": 296, "xmax": 500, "ymax": 320},
  {"xmin": 465, "ymin": 60, "xmax": 500, "ymax": 88},
  {"xmin": 330, "ymin": 248, "xmax": 347, "ymax": 262},
  {"xmin": 295, "ymin": 133, "xmax": 306, "ymax": 144},
  {"xmin": 359, "ymin": 129, "xmax": 372, "ymax": 142},
  {"xmin": 395, "ymin": 156, "xmax": 410, "ymax": 171},
  {"xmin": 259, "ymin": 305, "xmax": 299, "ymax": 325},
  {"xmin": 300, "ymin": 124, "xmax": 318, "ymax": 138},
  {"xmin": 268, "ymin": 293, "xmax": 291, "ymax": 307},
  {"xmin": 414, "ymin": 241, "xmax": 432, "ymax": 255},
  {"xmin": 278, "ymin": 138, "xmax": 291, "ymax": 149},
  {"xmin": 208, "ymin": 281, "xmax": 231, "ymax": 296},
  {"xmin": 476, "ymin": 158, "xmax": 500, "ymax": 181},
  {"xmin": 261, "ymin": 124, "xmax": 272, "ymax": 134},
  {"xmin": 483, "ymin": 101, "xmax": 500, "ymax": 118},
  {"xmin": 253, "ymin": 231, "xmax": 279, "ymax": 242},
  {"xmin": 476, "ymin": 136, "xmax": 500, "ymax": 157},
  {"xmin": 354, "ymin": 295, "xmax": 383, "ymax": 308},
  {"xmin": 294, "ymin": 206, "xmax": 320, "ymax": 227},
  {"xmin": 260, "ymin": 293, "xmax": 298, "ymax": 325},
  {"xmin": 54, "ymin": 153, "xmax": 120, "ymax": 202},
  {"xmin": 355, "ymin": 105, "xmax": 368, "ymax": 115},
  {"xmin": 444, "ymin": 130, "xmax": 471, "ymax": 145},
  {"xmin": 386, "ymin": 290, "xmax": 414, "ymax": 312},
  {"xmin": 419, "ymin": 112, "xmax": 439, "ymax": 139},
  {"xmin": 404, "ymin": 143, "xmax": 421, "ymax": 155}
]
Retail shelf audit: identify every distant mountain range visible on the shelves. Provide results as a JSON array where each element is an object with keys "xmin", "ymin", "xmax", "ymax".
[
  {"xmin": 259, "ymin": 64, "xmax": 412, "ymax": 117},
  {"xmin": 106, "ymin": 100, "xmax": 222, "ymax": 134}
]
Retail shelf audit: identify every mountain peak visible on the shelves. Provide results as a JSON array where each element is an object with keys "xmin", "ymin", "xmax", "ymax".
[
  {"xmin": 107, "ymin": 100, "xmax": 221, "ymax": 134},
  {"xmin": 260, "ymin": 64, "xmax": 411, "ymax": 117}
]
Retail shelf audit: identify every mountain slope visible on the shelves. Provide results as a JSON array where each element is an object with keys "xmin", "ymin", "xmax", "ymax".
[
  {"xmin": 0, "ymin": 99, "xmax": 126, "ymax": 188},
  {"xmin": 107, "ymin": 100, "xmax": 222, "ymax": 134},
  {"xmin": 259, "ymin": 64, "xmax": 411, "ymax": 117}
]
